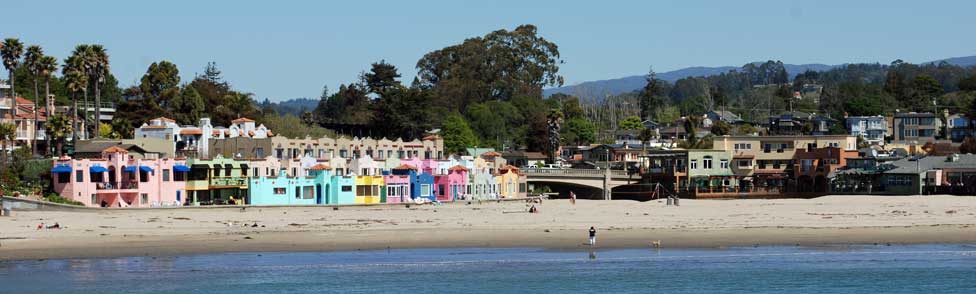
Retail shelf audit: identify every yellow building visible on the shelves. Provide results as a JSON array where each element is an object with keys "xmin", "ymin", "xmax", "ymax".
[
  {"xmin": 354, "ymin": 175, "xmax": 384, "ymax": 204},
  {"xmin": 495, "ymin": 165, "xmax": 526, "ymax": 198}
]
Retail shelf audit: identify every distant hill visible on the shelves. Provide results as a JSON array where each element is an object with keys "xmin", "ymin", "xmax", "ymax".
[
  {"xmin": 544, "ymin": 56, "xmax": 975, "ymax": 102},
  {"xmin": 258, "ymin": 97, "xmax": 319, "ymax": 116}
]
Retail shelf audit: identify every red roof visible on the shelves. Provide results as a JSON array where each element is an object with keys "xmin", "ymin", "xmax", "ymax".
[
  {"xmin": 448, "ymin": 165, "xmax": 468, "ymax": 172},
  {"xmin": 422, "ymin": 135, "xmax": 441, "ymax": 140},
  {"xmin": 152, "ymin": 117, "xmax": 176, "ymax": 122},
  {"xmin": 266, "ymin": 131, "xmax": 274, "ymax": 137},
  {"xmin": 393, "ymin": 164, "xmax": 418, "ymax": 170},
  {"xmin": 180, "ymin": 129, "xmax": 202, "ymax": 135},
  {"xmin": 309, "ymin": 164, "xmax": 333, "ymax": 170},
  {"xmin": 481, "ymin": 151, "xmax": 501, "ymax": 157},
  {"xmin": 498, "ymin": 165, "xmax": 520, "ymax": 174},
  {"xmin": 732, "ymin": 154, "xmax": 755, "ymax": 159},
  {"xmin": 231, "ymin": 117, "xmax": 255, "ymax": 123},
  {"xmin": 15, "ymin": 97, "xmax": 32, "ymax": 105},
  {"xmin": 102, "ymin": 146, "xmax": 129, "ymax": 153}
]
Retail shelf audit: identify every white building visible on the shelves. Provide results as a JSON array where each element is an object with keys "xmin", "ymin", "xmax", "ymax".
[
  {"xmin": 134, "ymin": 117, "xmax": 274, "ymax": 158},
  {"xmin": 845, "ymin": 116, "xmax": 887, "ymax": 146}
]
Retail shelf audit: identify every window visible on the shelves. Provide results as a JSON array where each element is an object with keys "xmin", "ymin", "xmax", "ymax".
[
  {"xmin": 519, "ymin": 183, "xmax": 526, "ymax": 193},
  {"xmin": 162, "ymin": 169, "xmax": 170, "ymax": 182},
  {"xmin": 292, "ymin": 168, "xmax": 297, "ymax": 177},
  {"xmin": 225, "ymin": 166, "xmax": 231, "ymax": 177},
  {"xmin": 174, "ymin": 171, "xmax": 185, "ymax": 181},
  {"xmin": 276, "ymin": 148, "xmax": 284, "ymax": 159},
  {"xmin": 737, "ymin": 160, "xmax": 751, "ymax": 168},
  {"xmin": 140, "ymin": 193, "xmax": 148, "ymax": 205},
  {"xmin": 295, "ymin": 188, "xmax": 301, "ymax": 199},
  {"xmin": 274, "ymin": 188, "xmax": 286, "ymax": 195},
  {"xmin": 253, "ymin": 168, "xmax": 259, "ymax": 177},
  {"xmin": 720, "ymin": 159, "xmax": 729, "ymax": 169},
  {"xmin": 58, "ymin": 172, "xmax": 70, "ymax": 183},
  {"xmin": 801, "ymin": 159, "xmax": 813, "ymax": 172},
  {"xmin": 303, "ymin": 186, "xmax": 314, "ymax": 199},
  {"xmin": 763, "ymin": 144, "xmax": 772, "ymax": 153},
  {"xmin": 341, "ymin": 185, "xmax": 352, "ymax": 192},
  {"xmin": 213, "ymin": 166, "xmax": 221, "ymax": 177},
  {"xmin": 758, "ymin": 160, "xmax": 767, "ymax": 169},
  {"xmin": 421, "ymin": 184, "xmax": 431, "ymax": 196},
  {"xmin": 439, "ymin": 184, "xmax": 445, "ymax": 196},
  {"xmin": 690, "ymin": 160, "xmax": 698, "ymax": 169},
  {"xmin": 703, "ymin": 156, "xmax": 713, "ymax": 169},
  {"xmin": 256, "ymin": 148, "xmax": 264, "ymax": 158},
  {"xmin": 340, "ymin": 149, "xmax": 348, "ymax": 158}
]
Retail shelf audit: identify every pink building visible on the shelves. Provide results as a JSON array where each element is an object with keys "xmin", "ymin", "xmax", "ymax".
[
  {"xmin": 51, "ymin": 147, "xmax": 189, "ymax": 207},
  {"xmin": 383, "ymin": 173, "xmax": 411, "ymax": 203},
  {"xmin": 434, "ymin": 165, "xmax": 468, "ymax": 201}
]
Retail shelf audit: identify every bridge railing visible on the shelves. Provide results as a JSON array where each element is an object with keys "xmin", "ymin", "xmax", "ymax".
[{"xmin": 522, "ymin": 168, "xmax": 629, "ymax": 178}]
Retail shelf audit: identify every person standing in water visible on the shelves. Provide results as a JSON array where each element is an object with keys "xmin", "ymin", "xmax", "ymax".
[{"xmin": 588, "ymin": 226, "xmax": 597, "ymax": 246}]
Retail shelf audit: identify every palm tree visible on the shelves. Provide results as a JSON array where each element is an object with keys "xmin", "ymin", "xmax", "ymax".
[
  {"xmin": 1, "ymin": 38, "xmax": 24, "ymax": 98},
  {"xmin": 44, "ymin": 115, "xmax": 71, "ymax": 156},
  {"xmin": 85, "ymin": 45, "xmax": 109, "ymax": 139},
  {"xmin": 67, "ymin": 45, "xmax": 91, "ymax": 139},
  {"xmin": 39, "ymin": 56, "xmax": 57, "ymax": 155},
  {"xmin": 24, "ymin": 45, "xmax": 43, "ymax": 155},
  {"xmin": 0, "ymin": 122, "xmax": 15, "ymax": 175},
  {"xmin": 62, "ymin": 54, "xmax": 88, "ymax": 142}
]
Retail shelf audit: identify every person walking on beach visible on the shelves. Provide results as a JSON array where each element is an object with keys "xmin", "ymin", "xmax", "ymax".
[
  {"xmin": 588, "ymin": 226, "xmax": 597, "ymax": 246},
  {"xmin": 570, "ymin": 191, "xmax": 576, "ymax": 205}
]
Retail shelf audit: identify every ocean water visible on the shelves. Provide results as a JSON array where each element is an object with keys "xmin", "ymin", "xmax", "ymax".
[{"xmin": 1, "ymin": 245, "xmax": 975, "ymax": 293}]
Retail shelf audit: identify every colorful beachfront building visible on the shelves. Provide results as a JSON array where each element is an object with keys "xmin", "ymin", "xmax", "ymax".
[
  {"xmin": 185, "ymin": 155, "xmax": 250, "ymax": 205},
  {"xmin": 496, "ymin": 165, "xmax": 527, "ymax": 198},
  {"xmin": 383, "ymin": 170, "xmax": 412, "ymax": 203},
  {"xmin": 354, "ymin": 174, "xmax": 385, "ymax": 204},
  {"xmin": 51, "ymin": 147, "xmax": 188, "ymax": 207},
  {"xmin": 392, "ymin": 164, "xmax": 436, "ymax": 202},
  {"xmin": 467, "ymin": 168, "xmax": 499, "ymax": 200},
  {"xmin": 434, "ymin": 165, "xmax": 469, "ymax": 201},
  {"xmin": 248, "ymin": 168, "xmax": 322, "ymax": 206}
]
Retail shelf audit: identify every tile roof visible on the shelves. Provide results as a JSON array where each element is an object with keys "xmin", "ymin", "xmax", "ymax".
[
  {"xmin": 152, "ymin": 117, "xmax": 176, "ymax": 122},
  {"xmin": 309, "ymin": 163, "xmax": 333, "ymax": 170},
  {"xmin": 393, "ymin": 164, "xmax": 418, "ymax": 170},
  {"xmin": 179, "ymin": 129, "xmax": 202, "ymax": 135},
  {"xmin": 102, "ymin": 146, "xmax": 129, "ymax": 153},
  {"xmin": 448, "ymin": 165, "xmax": 468, "ymax": 172},
  {"xmin": 231, "ymin": 117, "xmax": 255, "ymax": 123}
]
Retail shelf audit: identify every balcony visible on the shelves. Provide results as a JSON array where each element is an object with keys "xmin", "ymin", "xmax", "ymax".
[
  {"xmin": 96, "ymin": 181, "xmax": 139, "ymax": 192},
  {"xmin": 211, "ymin": 176, "xmax": 247, "ymax": 188}
]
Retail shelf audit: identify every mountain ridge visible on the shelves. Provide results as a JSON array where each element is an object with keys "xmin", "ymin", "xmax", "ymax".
[{"xmin": 543, "ymin": 56, "xmax": 976, "ymax": 101}]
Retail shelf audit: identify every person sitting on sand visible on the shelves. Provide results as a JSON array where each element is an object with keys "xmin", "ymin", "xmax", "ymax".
[
  {"xmin": 47, "ymin": 223, "xmax": 60, "ymax": 229},
  {"xmin": 37, "ymin": 223, "xmax": 44, "ymax": 230},
  {"xmin": 529, "ymin": 205, "xmax": 539, "ymax": 213}
]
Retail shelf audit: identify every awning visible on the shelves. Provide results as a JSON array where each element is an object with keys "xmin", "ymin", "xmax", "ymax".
[
  {"xmin": 89, "ymin": 166, "xmax": 108, "ymax": 173},
  {"xmin": 51, "ymin": 165, "xmax": 72, "ymax": 173},
  {"xmin": 124, "ymin": 166, "xmax": 154, "ymax": 173},
  {"xmin": 173, "ymin": 165, "xmax": 190, "ymax": 172}
]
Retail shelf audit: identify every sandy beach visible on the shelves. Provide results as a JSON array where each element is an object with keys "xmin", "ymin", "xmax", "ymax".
[{"xmin": 1, "ymin": 195, "xmax": 975, "ymax": 261}]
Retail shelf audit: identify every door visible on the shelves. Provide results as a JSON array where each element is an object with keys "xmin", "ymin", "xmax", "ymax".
[
  {"xmin": 316, "ymin": 184, "xmax": 322, "ymax": 204},
  {"xmin": 176, "ymin": 191, "xmax": 181, "ymax": 203}
]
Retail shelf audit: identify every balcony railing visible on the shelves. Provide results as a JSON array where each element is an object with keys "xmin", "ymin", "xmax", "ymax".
[
  {"xmin": 211, "ymin": 177, "xmax": 247, "ymax": 187},
  {"xmin": 96, "ymin": 181, "xmax": 138, "ymax": 190}
]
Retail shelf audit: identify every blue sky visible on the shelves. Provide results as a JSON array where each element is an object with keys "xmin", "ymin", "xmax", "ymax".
[{"xmin": 2, "ymin": 0, "xmax": 974, "ymax": 101}]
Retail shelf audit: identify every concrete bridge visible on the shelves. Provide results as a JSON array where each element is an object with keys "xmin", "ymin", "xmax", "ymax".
[{"xmin": 522, "ymin": 168, "xmax": 639, "ymax": 199}]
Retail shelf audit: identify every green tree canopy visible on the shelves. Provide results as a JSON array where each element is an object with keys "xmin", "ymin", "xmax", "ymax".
[
  {"xmin": 440, "ymin": 113, "xmax": 478, "ymax": 154},
  {"xmin": 416, "ymin": 24, "xmax": 563, "ymax": 110},
  {"xmin": 618, "ymin": 116, "xmax": 643, "ymax": 130}
]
